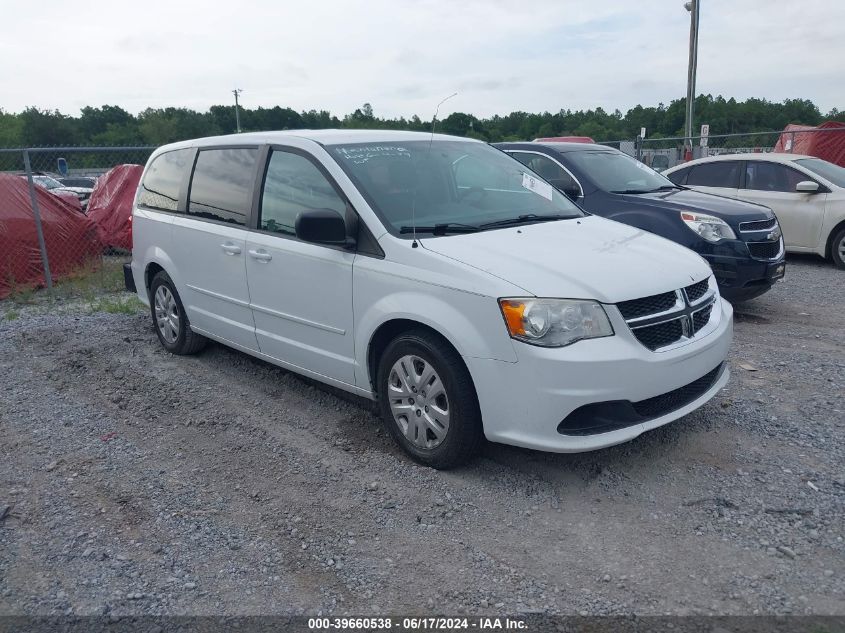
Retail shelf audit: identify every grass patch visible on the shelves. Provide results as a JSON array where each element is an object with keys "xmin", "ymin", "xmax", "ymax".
[
  {"xmin": 5, "ymin": 256, "xmax": 129, "ymax": 307},
  {"xmin": 87, "ymin": 295, "xmax": 144, "ymax": 315},
  {"xmin": 8, "ymin": 285, "xmax": 36, "ymax": 304},
  {"xmin": 3, "ymin": 309, "xmax": 20, "ymax": 321},
  {"xmin": 52, "ymin": 257, "xmax": 127, "ymax": 300}
]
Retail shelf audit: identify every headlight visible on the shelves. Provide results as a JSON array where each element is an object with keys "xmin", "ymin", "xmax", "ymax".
[
  {"xmin": 680, "ymin": 211, "xmax": 736, "ymax": 242},
  {"xmin": 499, "ymin": 298, "xmax": 614, "ymax": 347}
]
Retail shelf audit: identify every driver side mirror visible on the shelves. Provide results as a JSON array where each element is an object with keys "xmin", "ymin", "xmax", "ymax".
[
  {"xmin": 795, "ymin": 180, "xmax": 820, "ymax": 193},
  {"xmin": 295, "ymin": 209, "xmax": 355, "ymax": 248}
]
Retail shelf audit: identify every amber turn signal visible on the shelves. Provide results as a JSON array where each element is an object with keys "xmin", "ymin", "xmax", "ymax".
[{"xmin": 499, "ymin": 299, "xmax": 526, "ymax": 336}]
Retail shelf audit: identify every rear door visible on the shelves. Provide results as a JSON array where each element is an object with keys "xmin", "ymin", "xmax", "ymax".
[
  {"xmin": 169, "ymin": 146, "xmax": 260, "ymax": 350},
  {"xmin": 244, "ymin": 147, "xmax": 356, "ymax": 384},
  {"xmin": 735, "ymin": 161, "xmax": 827, "ymax": 249}
]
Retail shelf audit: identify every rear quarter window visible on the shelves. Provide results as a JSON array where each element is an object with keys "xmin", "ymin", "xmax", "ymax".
[{"xmin": 138, "ymin": 148, "xmax": 193, "ymax": 211}]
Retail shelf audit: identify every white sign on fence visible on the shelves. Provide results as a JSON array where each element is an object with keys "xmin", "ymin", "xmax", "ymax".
[{"xmin": 700, "ymin": 124, "xmax": 710, "ymax": 147}]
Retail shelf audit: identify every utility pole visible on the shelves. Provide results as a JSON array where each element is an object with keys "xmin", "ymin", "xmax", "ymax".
[
  {"xmin": 232, "ymin": 88, "xmax": 243, "ymax": 133},
  {"xmin": 683, "ymin": 0, "xmax": 700, "ymax": 160}
]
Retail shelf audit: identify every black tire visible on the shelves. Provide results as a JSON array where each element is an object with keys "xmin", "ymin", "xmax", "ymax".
[
  {"xmin": 149, "ymin": 271, "xmax": 207, "ymax": 355},
  {"xmin": 376, "ymin": 330, "xmax": 483, "ymax": 469},
  {"xmin": 831, "ymin": 226, "xmax": 845, "ymax": 269}
]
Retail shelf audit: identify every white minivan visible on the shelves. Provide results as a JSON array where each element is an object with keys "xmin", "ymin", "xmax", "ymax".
[{"xmin": 126, "ymin": 130, "xmax": 733, "ymax": 468}]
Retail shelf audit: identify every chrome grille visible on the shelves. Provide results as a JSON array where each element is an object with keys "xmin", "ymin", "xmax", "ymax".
[
  {"xmin": 739, "ymin": 218, "xmax": 777, "ymax": 232},
  {"xmin": 619, "ymin": 278, "xmax": 717, "ymax": 352},
  {"xmin": 632, "ymin": 319, "xmax": 684, "ymax": 351},
  {"xmin": 685, "ymin": 279, "xmax": 709, "ymax": 303},
  {"xmin": 692, "ymin": 303, "xmax": 713, "ymax": 333},
  {"xmin": 617, "ymin": 291, "xmax": 677, "ymax": 320}
]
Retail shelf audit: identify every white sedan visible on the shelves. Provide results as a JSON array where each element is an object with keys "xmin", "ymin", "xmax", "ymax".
[{"xmin": 664, "ymin": 153, "xmax": 845, "ymax": 268}]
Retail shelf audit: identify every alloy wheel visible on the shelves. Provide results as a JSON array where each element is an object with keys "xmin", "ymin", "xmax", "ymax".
[{"xmin": 154, "ymin": 285, "xmax": 180, "ymax": 344}]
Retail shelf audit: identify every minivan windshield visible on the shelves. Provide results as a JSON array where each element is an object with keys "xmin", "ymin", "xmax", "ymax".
[
  {"xmin": 794, "ymin": 158, "xmax": 845, "ymax": 188},
  {"xmin": 327, "ymin": 140, "xmax": 584, "ymax": 235},
  {"xmin": 566, "ymin": 150, "xmax": 678, "ymax": 194}
]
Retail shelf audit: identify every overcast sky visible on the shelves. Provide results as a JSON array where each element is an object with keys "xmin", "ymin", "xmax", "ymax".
[{"xmin": 2, "ymin": 0, "xmax": 843, "ymax": 119}]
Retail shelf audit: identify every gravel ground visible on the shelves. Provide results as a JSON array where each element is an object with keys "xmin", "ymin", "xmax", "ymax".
[{"xmin": 0, "ymin": 255, "xmax": 843, "ymax": 617}]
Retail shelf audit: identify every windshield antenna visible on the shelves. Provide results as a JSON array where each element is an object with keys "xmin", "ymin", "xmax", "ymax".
[{"xmin": 410, "ymin": 91, "xmax": 457, "ymax": 248}]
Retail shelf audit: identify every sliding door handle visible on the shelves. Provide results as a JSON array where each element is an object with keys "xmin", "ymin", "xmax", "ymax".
[{"xmin": 248, "ymin": 249, "xmax": 273, "ymax": 263}]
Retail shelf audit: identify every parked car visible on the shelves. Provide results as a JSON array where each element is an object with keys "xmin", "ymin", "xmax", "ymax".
[
  {"xmin": 649, "ymin": 154, "xmax": 671, "ymax": 172},
  {"xmin": 58, "ymin": 176, "xmax": 98, "ymax": 189},
  {"xmin": 127, "ymin": 130, "xmax": 732, "ymax": 468},
  {"xmin": 495, "ymin": 142, "xmax": 786, "ymax": 302},
  {"xmin": 533, "ymin": 136, "xmax": 595, "ymax": 143},
  {"xmin": 664, "ymin": 154, "xmax": 845, "ymax": 268},
  {"xmin": 22, "ymin": 174, "xmax": 93, "ymax": 210}
]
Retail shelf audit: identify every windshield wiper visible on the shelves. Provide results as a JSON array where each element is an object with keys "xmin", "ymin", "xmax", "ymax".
[
  {"xmin": 479, "ymin": 214, "xmax": 573, "ymax": 229},
  {"xmin": 399, "ymin": 222, "xmax": 480, "ymax": 236}
]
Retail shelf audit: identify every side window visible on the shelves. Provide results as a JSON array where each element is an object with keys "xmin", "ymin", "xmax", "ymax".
[
  {"xmin": 260, "ymin": 150, "xmax": 347, "ymax": 236},
  {"xmin": 188, "ymin": 148, "xmax": 258, "ymax": 226},
  {"xmin": 511, "ymin": 153, "xmax": 577, "ymax": 192},
  {"xmin": 138, "ymin": 148, "xmax": 192, "ymax": 211},
  {"xmin": 686, "ymin": 161, "xmax": 741, "ymax": 188},
  {"xmin": 745, "ymin": 162, "xmax": 808, "ymax": 193},
  {"xmin": 665, "ymin": 167, "xmax": 690, "ymax": 185}
]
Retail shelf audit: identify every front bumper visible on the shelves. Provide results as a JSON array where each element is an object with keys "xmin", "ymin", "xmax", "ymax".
[
  {"xmin": 699, "ymin": 239, "xmax": 785, "ymax": 301},
  {"xmin": 466, "ymin": 297, "xmax": 733, "ymax": 453}
]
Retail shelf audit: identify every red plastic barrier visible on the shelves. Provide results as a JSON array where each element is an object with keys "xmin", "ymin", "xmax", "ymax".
[
  {"xmin": 85, "ymin": 164, "xmax": 143, "ymax": 251},
  {"xmin": 773, "ymin": 121, "xmax": 845, "ymax": 167},
  {"xmin": 0, "ymin": 174, "xmax": 103, "ymax": 299}
]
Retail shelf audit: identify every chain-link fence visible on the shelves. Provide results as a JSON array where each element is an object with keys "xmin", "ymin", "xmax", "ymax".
[
  {"xmin": 2, "ymin": 131, "xmax": 843, "ymax": 303},
  {"xmin": 603, "ymin": 127, "xmax": 845, "ymax": 172},
  {"xmin": 0, "ymin": 146, "xmax": 153, "ymax": 302}
]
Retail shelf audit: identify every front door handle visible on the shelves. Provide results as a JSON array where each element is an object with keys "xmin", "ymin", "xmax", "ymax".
[
  {"xmin": 248, "ymin": 249, "xmax": 272, "ymax": 263},
  {"xmin": 221, "ymin": 243, "xmax": 242, "ymax": 256}
]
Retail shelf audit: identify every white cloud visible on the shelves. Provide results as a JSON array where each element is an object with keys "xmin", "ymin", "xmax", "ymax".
[{"xmin": 0, "ymin": 0, "xmax": 841, "ymax": 119}]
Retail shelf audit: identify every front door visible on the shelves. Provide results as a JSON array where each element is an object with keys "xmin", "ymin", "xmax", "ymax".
[
  {"xmin": 736, "ymin": 161, "xmax": 827, "ymax": 249},
  {"xmin": 245, "ymin": 148, "xmax": 356, "ymax": 384},
  {"xmin": 683, "ymin": 160, "xmax": 742, "ymax": 198}
]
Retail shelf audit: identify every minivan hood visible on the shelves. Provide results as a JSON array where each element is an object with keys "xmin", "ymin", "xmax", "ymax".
[
  {"xmin": 420, "ymin": 215, "xmax": 712, "ymax": 303},
  {"xmin": 617, "ymin": 188, "xmax": 774, "ymax": 226}
]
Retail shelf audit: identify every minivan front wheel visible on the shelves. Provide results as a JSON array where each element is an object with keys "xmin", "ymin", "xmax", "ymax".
[
  {"xmin": 149, "ymin": 271, "xmax": 207, "ymax": 355},
  {"xmin": 377, "ymin": 331, "xmax": 483, "ymax": 469}
]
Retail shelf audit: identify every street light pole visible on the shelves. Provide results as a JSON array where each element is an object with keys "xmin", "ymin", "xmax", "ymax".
[
  {"xmin": 683, "ymin": 1, "xmax": 700, "ymax": 154},
  {"xmin": 232, "ymin": 88, "xmax": 242, "ymax": 133},
  {"xmin": 684, "ymin": 0, "xmax": 700, "ymax": 158}
]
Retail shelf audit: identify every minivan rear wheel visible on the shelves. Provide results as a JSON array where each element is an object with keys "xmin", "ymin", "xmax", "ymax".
[
  {"xmin": 376, "ymin": 330, "xmax": 483, "ymax": 469},
  {"xmin": 149, "ymin": 271, "xmax": 207, "ymax": 355}
]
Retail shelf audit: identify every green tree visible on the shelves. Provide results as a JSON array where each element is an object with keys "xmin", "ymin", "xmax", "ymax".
[
  {"xmin": 18, "ymin": 107, "xmax": 80, "ymax": 146},
  {"xmin": 0, "ymin": 109, "xmax": 23, "ymax": 146}
]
